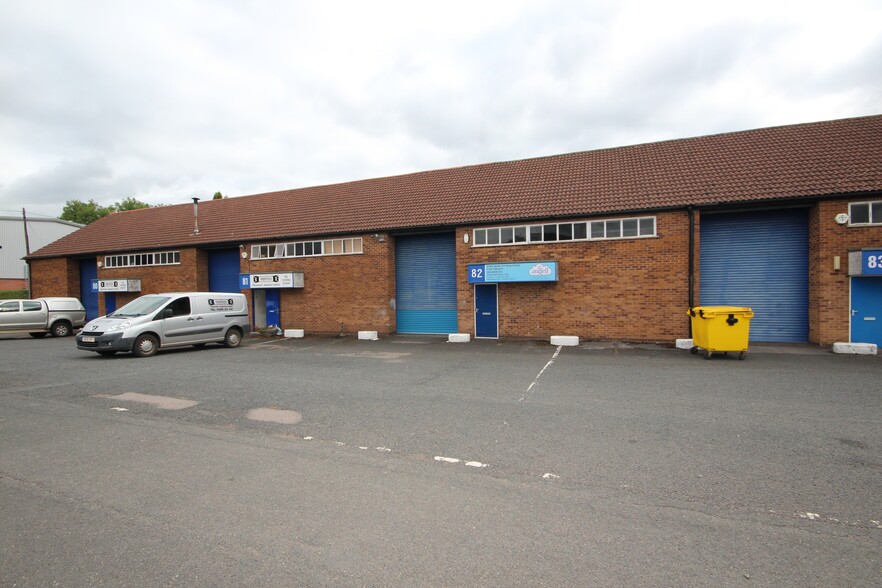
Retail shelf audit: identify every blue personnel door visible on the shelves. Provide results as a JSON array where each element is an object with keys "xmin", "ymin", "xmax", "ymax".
[
  {"xmin": 79, "ymin": 259, "xmax": 99, "ymax": 320},
  {"xmin": 475, "ymin": 284, "xmax": 498, "ymax": 338},
  {"xmin": 265, "ymin": 289, "xmax": 280, "ymax": 328},
  {"xmin": 105, "ymin": 293, "xmax": 117, "ymax": 314},
  {"xmin": 852, "ymin": 278, "xmax": 882, "ymax": 345}
]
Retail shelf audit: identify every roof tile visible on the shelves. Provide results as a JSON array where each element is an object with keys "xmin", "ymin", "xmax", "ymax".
[{"xmin": 30, "ymin": 114, "xmax": 882, "ymax": 258}]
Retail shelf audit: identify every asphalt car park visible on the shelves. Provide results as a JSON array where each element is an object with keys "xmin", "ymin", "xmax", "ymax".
[{"xmin": 1, "ymin": 333, "xmax": 880, "ymax": 586}]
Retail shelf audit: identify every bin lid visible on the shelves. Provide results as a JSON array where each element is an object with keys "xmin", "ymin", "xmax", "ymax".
[{"xmin": 689, "ymin": 306, "xmax": 754, "ymax": 317}]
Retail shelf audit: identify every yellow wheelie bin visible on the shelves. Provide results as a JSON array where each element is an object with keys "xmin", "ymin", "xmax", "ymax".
[{"xmin": 688, "ymin": 306, "xmax": 754, "ymax": 360}]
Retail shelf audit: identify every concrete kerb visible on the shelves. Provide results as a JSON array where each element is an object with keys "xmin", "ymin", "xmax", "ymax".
[{"xmin": 240, "ymin": 333, "xmax": 870, "ymax": 357}]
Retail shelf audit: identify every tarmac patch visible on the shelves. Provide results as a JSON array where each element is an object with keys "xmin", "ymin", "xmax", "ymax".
[
  {"xmin": 104, "ymin": 393, "xmax": 198, "ymax": 410},
  {"xmin": 246, "ymin": 407, "xmax": 303, "ymax": 424}
]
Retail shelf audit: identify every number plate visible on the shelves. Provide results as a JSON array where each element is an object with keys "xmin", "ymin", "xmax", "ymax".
[{"xmin": 82, "ymin": 336, "xmax": 96, "ymax": 343}]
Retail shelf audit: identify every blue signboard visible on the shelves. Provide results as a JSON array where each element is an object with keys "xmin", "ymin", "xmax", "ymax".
[
  {"xmin": 239, "ymin": 273, "xmax": 251, "ymax": 288},
  {"xmin": 862, "ymin": 250, "xmax": 882, "ymax": 275},
  {"xmin": 468, "ymin": 261, "xmax": 558, "ymax": 284}
]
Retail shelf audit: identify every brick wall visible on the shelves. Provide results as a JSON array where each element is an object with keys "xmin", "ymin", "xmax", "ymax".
[
  {"xmin": 456, "ymin": 211, "xmax": 692, "ymax": 342},
  {"xmin": 96, "ymin": 248, "xmax": 204, "ymax": 316},
  {"xmin": 812, "ymin": 198, "xmax": 882, "ymax": 345},
  {"xmin": 27, "ymin": 200, "xmax": 881, "ymax": 344},
  {"xmin": 29, "ymin": 258, "xmax": 79, "ymax": 298},
  {"xmin": 243, "ymin": 234, "xmax": 395, "ymax": 335}
]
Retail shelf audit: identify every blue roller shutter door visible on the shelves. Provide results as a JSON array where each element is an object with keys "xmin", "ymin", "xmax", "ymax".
[
  {"xmin": 208, "ymin": 249, "xmax": 241, "ymax": 293},
  {"xmin": 700, "ymin": 209, "xmax": 808, "ymax": 342},
  {"xmin": 395, "ymin": 234, "xmax": 458, "ymax": 334}
]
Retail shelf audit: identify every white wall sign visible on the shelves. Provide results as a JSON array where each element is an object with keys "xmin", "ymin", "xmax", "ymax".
[
  {"xmin": 98, "ymin": 279, "xmax": 142, "ymax": 292},
  {"xmin": 248, "ymin": 272, "xmax": 304, "ymax": 289}
]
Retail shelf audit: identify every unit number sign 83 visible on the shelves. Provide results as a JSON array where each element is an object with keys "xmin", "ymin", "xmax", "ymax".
[{"xmin": 869, "ymin": 255, "xmax": 880, "ymax": 269}]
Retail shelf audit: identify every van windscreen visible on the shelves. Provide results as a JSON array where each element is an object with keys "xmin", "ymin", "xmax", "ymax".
[{"xmin": 110, "ymin": 296, "xmax": 171, "ymax": 317}]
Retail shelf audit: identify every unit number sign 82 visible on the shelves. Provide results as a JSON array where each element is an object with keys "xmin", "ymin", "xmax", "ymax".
[{"xmin": 470, "ymin": 268, "xmax": 484, "ymax": 279}]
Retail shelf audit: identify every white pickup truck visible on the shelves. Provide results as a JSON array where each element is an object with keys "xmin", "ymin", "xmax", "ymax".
[{"xmin": 0, "ymin": 297, "xmax": 87, "ymax": 338}]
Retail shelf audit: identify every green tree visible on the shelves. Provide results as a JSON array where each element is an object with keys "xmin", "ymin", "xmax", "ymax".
[
  {"xmin": 115, "ymin": 197, "xmax": 152, "ymax": 211},
  {"xmin": 59, "ymin": 199, "xmax": 114, "ymax": 224},
  {"xmin": 59, "ymin": 197, "xmax": 153, "ymax": 224},
  {"xmin": 213, "ymin": 192, "xmax": 224, "ymax": 200}
]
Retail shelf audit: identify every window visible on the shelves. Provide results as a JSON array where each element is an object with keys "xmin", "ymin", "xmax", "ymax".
[
  {"xmin": 473, "ymin": 216, "xmax": 657, "ymax": 247},
  {"xmin": 849, "ymin": 201, "xmax": 882, "ymax": 225},
  {"xmin": 22, "ymin": 301, "xmax": 42, "ymax": 312},
  {"xmin": 250, "ymin": 237, "xmax": 364, "ymax": 259},
  {"xmin": 165, "ymin": 296, "xmax": 191, "ymax": 317},
  {"xmin": 105, "ymin": 250, "xmax": 180, "ymax": 268},
  {"xmin": 0, "ymin": 301, "xmax": 19, "ymax": 312}
]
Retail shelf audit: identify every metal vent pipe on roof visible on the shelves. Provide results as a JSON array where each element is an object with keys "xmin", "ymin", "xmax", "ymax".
[{"xmin": 191, "ymin": 197, "xmax": 200, "ymax": 235}]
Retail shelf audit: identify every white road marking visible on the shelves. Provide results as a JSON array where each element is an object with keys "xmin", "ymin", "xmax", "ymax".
[
  {"xmin": 465, "ymin": 461, "xmax": 489, "ymax": 468},
  {"xmin": 110, "ymin": 407, "xmax": 129, "ymax": 412},
  {"xmin": 520, "ymin": 346, "xmax": 562, "ymax": 402},
  {"xmin": 434, "ymin": 456, "xmax": 461, "ymax": 464},
  {"xmin": 542, "ymin": 473, "xmax": 560, "ymax": 480}
]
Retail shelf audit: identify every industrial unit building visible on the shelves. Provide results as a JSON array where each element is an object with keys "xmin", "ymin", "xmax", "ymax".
[
  {"xmin": 1, "ymin": 216, "xmax": 83, "ymax": 290},
  {"xmin": 25, "ymin": 115, "xmax": 882, "ymax": 346}
]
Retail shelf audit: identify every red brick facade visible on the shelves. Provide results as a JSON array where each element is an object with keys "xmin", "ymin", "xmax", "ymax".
[
  {"xmin": 810, "ymin": 199, "xmax": 882, "ymax": 345},
  {"xmin": 24, "ymin": 200, "xmax": 882, "ymax": 345},
  {"xmin": 456, "ymin": 211, "xmax": 692, "ymax": 341},
  {"xmin": 243, "ymin": 234, "xmax": 396, "ymax": 335}
]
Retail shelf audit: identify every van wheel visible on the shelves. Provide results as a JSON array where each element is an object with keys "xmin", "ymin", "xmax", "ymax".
[
  {"xmin": 51, "ymin": 321, "xmax": 72, "ymax": 337},
  {"xmin": 223, "ymin": 328, "xmax": 242, "ymax": 348},
  {"xmin": 29, "ymin": 332, "xmax": 48, "ymax": 338},
  {"xmin": 133, "ymin": 334, "xmax": 159, "ymax": 357}
]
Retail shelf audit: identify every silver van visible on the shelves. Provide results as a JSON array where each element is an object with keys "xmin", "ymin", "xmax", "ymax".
[{"xmin": 76, "ymin": 292, "xmax": 250, "ymax": 357}]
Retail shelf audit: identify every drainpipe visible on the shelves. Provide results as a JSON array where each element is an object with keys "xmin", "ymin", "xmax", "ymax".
[
  {"xmin": 688, "ymin": 205, "xmax": 695, "ymax": 336},
  {"xmin": 191, "ymin": 197, "xmax": 201, "ymax": 235}
]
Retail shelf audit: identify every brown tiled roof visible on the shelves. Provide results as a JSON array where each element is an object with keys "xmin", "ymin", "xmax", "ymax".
[{"xmin": 29, "ymin": 114, "xmax": 882, "ymax": 259}]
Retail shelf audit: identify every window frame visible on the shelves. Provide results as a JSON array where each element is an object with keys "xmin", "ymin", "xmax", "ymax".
[
  {"xmin": 848, "ymin": 201, "xmax": 882, "ymax": 226},
  {"xmin": 472, "ymin": 216, "xmax": 657, "ymax": 248},
  {"xmin": 250, "ymin": 237, "xmax": 364, "ymax": 260},
  {"xmin": 104, "ymin": 250, "xmax": 181, "ymax": 268}
]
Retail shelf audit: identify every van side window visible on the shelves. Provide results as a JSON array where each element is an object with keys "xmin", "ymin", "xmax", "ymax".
[
  {"xmin": 167, "ymin": 297, "xmax": 192, "ymax": 317},
  {"xmin": 22, "ymin": 301, "xmax": 42, "ymax": 312}
]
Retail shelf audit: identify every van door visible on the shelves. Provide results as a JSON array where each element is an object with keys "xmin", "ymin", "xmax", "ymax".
[{"xmin": 159, "ymin": 296, "xmax": 200, "ymax": 344}]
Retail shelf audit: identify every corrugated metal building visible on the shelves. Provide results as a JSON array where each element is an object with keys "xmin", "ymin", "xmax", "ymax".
[{"xmin": 0, "ymin": 216, "xmax": 83, "ymax": 290}]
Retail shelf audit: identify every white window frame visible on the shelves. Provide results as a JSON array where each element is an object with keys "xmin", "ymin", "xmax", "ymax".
[
  {"xmin": 472, "ymin": 216, "xmax": 657, "ymax": 247},
  {"xmin": 848, "ymin": 200, "xmax": 882, "ymax": 226},
  {"xmin": 104, "ymin": 250, "xmax": 181, "ymax": 268},
  {"xmin": 250, "ymin": 237, "xmax": 363, "ymax": 260}
]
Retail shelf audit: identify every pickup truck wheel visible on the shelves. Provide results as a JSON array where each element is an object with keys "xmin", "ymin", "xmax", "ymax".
[
  {"xmin": 50, "ymin": 321, "xmax": 72, "ymax": 337},
  {"xmin": 223, "ymin": 327, "xmax": 242, "ymax": 348},
  {"xmin": 29, "ymin": 332, "xmax": 48, "ymax": 338},
  {"xmin": 132, "ymin": 334, "xmax": 159, "ymax": 357}
]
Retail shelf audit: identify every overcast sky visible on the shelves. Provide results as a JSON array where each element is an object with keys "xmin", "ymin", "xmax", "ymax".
[{"xmin": 1, "ymin": 0, "xmax": 879, "ymax": 220}]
